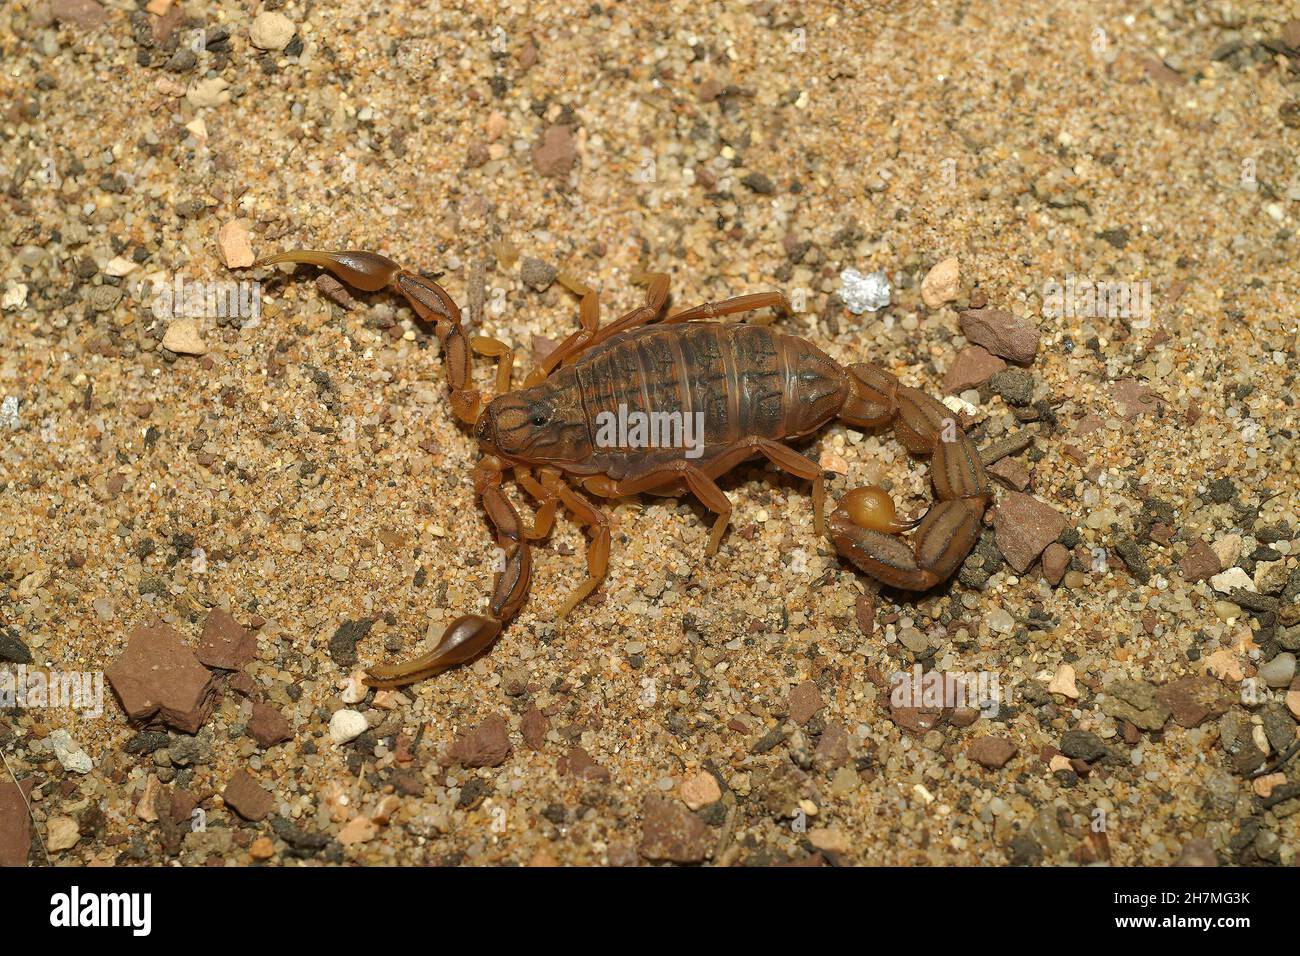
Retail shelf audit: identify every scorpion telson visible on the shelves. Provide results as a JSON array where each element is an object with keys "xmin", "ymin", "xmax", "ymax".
[{"xmin": 257, "ymin": 249, "xmax": 993, "ymax": 687}]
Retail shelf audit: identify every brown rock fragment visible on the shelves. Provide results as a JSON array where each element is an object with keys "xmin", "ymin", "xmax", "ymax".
[
  {"xmin": 958, "ymin": 308, "xmax": 1040, "ymax": 364},
  {"xmin": 567, "ymin": 746, "xmax": 610, "ymax": 782},
  {"xmin": 0, "ymin": 778, "xmax": 34, "ymax": 867},
  {"xmin": 247, "ymin": 702, "xmax": 292, "ymax": 747},
  {"xmin": 532, "ymin": 125, "xmax": 577, "ymax": 178},
  {"xmin": 197, "ymin": 608, "xmax": 257, "ymax": 670},
  {"xmin": 1042, "ymin": 542, "xmax": 1070, "ymax": 586},
  {"xmin": 993, "ymin": 492, "xmax": 1069, "ymax": 573},
  {"xmin": 788, "ymin": 680, "xmax": 822, "ymax": 725},
  {"xmin": 942, "ymin": 345, "xmax": 1006, "ymax": 393},
  {"xmin": 1179, "ymin": 540, "xmax": 1221, "ymax": 582},
  {"xmin": 52, "ymin": 0, "xmax": 107, "ymax": 29},
  {"xmin": 1155, "ymin": 676, "xmax": 1232, "ymax": 729},
  {"xmin": 987, "ymin": 457, "xmax": 1031, "ymax": 491},
  {"xmin": 223, "ymin": 769, "xmax": 273, "ymax": 821},
  {"xmin": 520, "ymin": 706, "xmax": 547, "ymax": 751},
  {"xmin": 640, "ymin": 795, "xmax": 711, "ymax": 863},
  {"xmin": 105, "ymin": 622, "xmax": 219, "ymax": 733},
  {"xmin": 449, "ymin": 715, "xmax": 511, "ymax": 768},
  {"xmin": 967, "ymin": 736, "xmax": 1017, "ymax": 769}
]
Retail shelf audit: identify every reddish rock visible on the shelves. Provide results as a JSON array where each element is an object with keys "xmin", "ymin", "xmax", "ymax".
[
  {"xmin": 532, "ymin": 125, "xmax": 577, "ymax": 178},
  {"xmin": 1042, "ymin": 542, "xmax": 1070, "ymax": 586},
  {"xmin": 1155, "ymin": 676, "xmax": 1233, "ymax": 729},
  {"xmin": 788, "ymin": 680, "xmax": 822, "ymax": 725},
  {"xmin": 169, "ymin": 789, "xmax": 200, "ymax": 827},
  {"xmin": 449, "ymin": 715, "xmax": 511, "ymax": 767},
  {"xmin": 1179, "ymin": 540, "xmax": 1221, "ymax": 582},
  {"xmin": 942, "ymin": 345, "xmax": 1006, "ymax": 393},
  {"xmin": 197, "ymin": 608, "xmax": 257, "ymax": 671},
  {"xmin": 987, "ymin": 457, "xmax": 1031, "ymax": 491},
  {"xmin": 246, "ymin": 702, "xmax": 292, "ymax": 747},
  {"xmin": 520, "ymin": 706, "xmax": 547, "ymax": 751},
  {"xmin": 993, "ymin": 492, "xmax": 1069, "ymax": 574},
  {"xmin": 567, "ymin": 746, "xmax": 610, "ymax": 783},
  {"xmin": 105, "ymin": 622, "xmax": 219, "ymax": 733},
  {"xmin": 0, "ymin": 778, "xmax": 34, "ymax": 867},
  {"xmin": 51, "ymin": 0, "xmax": 108, "ymax": 29},
  {"xmin": 639, "ymin": 795, "xmax": 711, "ymax": 863},
  {"xmin": 1112, "ymin": 378, "xmax": 1157, "ymax": 419},
  {"xmin": 223, "ymin": 769, "xmax": 273, "ymax": 822},
  {"xmin": 814, "ymin": 721, "xmax": 852, "ymax": 770},
  {"xmin": 967, "ymin": 736, "xmax": 1017, "ymax": 769},
  {"xmin": 889, "ymin": 700, "xmax": 944, "ymax": 735},
  {"xmin": 958, "ymin": 308, "xmax": 1040, "ymax": 364}
]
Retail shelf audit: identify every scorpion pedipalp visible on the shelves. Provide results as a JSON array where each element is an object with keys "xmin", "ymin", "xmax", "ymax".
[{"xmin": 830, "ymin": 362, "xmax": 992, "ymax": 591}]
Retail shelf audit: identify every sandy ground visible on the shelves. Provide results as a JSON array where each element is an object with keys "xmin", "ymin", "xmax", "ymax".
[{"xmin": 1, "ymin": 0, "xmax": 1299, "ymax": 866}]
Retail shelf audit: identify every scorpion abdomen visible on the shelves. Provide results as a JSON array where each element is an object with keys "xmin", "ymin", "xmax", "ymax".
[{"xmin": 561, "ymin": 322, "xmax": 847, "ymax": 481}]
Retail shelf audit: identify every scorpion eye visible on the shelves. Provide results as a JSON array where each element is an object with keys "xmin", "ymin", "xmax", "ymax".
[{"xmin": 529, "ymin": 405, "xmax": 550, "ymax": 427}]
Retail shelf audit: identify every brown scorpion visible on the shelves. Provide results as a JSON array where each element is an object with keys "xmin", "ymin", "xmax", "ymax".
[{"xmin": 257, "ymin": 249, "xmax": 992, "ymax": 687}]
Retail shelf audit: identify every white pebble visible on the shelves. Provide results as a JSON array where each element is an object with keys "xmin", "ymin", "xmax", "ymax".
[{"xmin": 329, "ymin": 708, "xmax": 368, "ymax": 744}]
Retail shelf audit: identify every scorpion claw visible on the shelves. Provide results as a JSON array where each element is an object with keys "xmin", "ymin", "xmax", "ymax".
[
  {"xmin": 830, "ymin": 497, "xmax": 981, "ymax": 591},
  {"xmin": 363, "ymin": 614, "xmax": 502, "ymax": 689}
]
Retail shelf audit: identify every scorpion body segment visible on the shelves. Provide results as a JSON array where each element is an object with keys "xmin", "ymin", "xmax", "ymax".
[{"xmin": 257, "ymin": 248, "xmax": 992, "ymax": 686}]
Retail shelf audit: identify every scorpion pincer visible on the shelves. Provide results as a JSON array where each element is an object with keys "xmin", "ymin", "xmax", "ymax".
[{"xmin": 256, "ymin": 249, "xmax": 992, "ymax": 687}]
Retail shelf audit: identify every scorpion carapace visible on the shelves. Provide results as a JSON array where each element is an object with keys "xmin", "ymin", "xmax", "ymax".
[{"xmin": 256, "ymin": 249, "xmax": 992, "ymax": 687}]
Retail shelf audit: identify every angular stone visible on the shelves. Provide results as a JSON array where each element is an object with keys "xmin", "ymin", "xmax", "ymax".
[
  {"xmin": 223, "ymin": 769, "xmax": 273, "ymax": 821},
  {"xmin": 197, "ymin": 608, "xmax": 257, "ymax": 670},
  {"xmin": 958, "ymin": 308, "xmax": 1040, "ymax": 364},
  {"xmin": 1100, "ymin": 680, "xmax": 1171, "ymax": 731},
  {"xmin": 106, "ymin": 622, "xmax": 219, "ymax": 733},
  {"xmin": 1179, "ymin": 540, "xmax": 1221, "ymax": 582},
  {"xmin": 567, "ymin": 745, "xmax": 610, "ymax": 783},
  {"xmin": 520, "ymin": 705, "xmax": 547, "ymax": 751},
  {"xmin": 942, "ymin": 345, "xmax": 1006, "ymax": 393},
  {"xmin": 532, "ymin": 124, "xmax": 577, "ymax": 178},
  {"xmin": 1156, "ymin": 675, "xmax": 1233, "ymax": 728},
  {"xmin": 247, "ymin": 702, "xmax": 292, "ymax": 747},
  {"xmin": 993, "ymin": 492, "xmax": 1069, "ymax": 573},
  {"xmin": 787, "ymin": 680, "xmax": 822, "ymax": 725},
  {"xmin": 640, "ymin": 795, "xmax": 711, "ymax": 863},
  {"xmin": 987, "ymin": 457, "xmax": 1031, "ymax": 491},
  {"xmin": 448, "ymin": 714, "xmax": 511, "ymax": 768},
  {"xmin": 967, "ymin": 736, "xmax": 1017, "ymax": 769}
]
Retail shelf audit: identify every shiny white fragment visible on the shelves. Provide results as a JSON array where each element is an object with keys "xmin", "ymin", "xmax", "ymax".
[
  {"xmin": 0, "ymin": 396, "xmax": 18, "ymax": 430},
  {"xmin": 839, "ymin": 268, "xmax": 891, "ymax": 314}
]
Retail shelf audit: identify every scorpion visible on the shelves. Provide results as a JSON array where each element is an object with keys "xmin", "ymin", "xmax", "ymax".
[{"xmin": 257, "ymin": 249, "xmax": 992, "ymax": 688}]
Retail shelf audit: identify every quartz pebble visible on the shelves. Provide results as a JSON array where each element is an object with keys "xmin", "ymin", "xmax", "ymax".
[{"xmin": 329, "ymin": 709, "xmax": 368, "ymax": 744}]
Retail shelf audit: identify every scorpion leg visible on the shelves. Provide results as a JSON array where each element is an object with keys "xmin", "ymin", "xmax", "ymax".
[
  {"xmin": 611, "ymin": 462, "xmax": 734, "ymax": 556},
  {"xmin": 831, "ymin": 364, "xmax": 991, "ymax": 590},
  {"xmin": 542, "ymin": 472, "xmax": 612, "ymax": 619},
  {"xmin": 744, "ymin": 438, "xmax": 827, "ymax": 537},
  {"xmin": 524, "ymin": 272, "xmax": 672, "ymax": 385},
  {"xmin": 472, "ymin": 335, "xmax": 515, "ymax": 396},
  {"xmin": 363, "ymin": 457, "xmax": 532, "ymax": 687},
  {"xmin": 257, "ymin": 249, "xmax": 485, "ymax": 424},
  {"xmin": 665, "ymin": 290, "xmax": 790, "ymax": 324}
]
